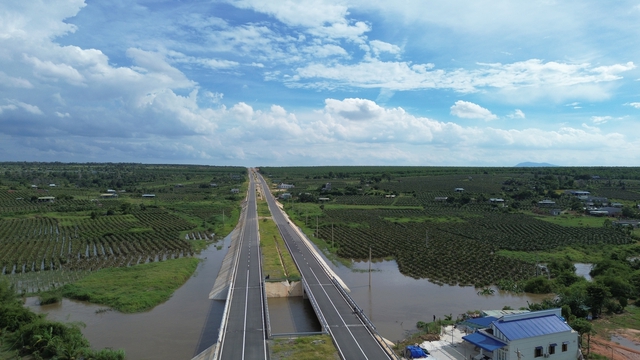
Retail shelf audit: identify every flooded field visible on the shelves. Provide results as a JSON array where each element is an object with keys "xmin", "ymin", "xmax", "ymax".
[
  {"xmin": 574, "ymin": 263, "xmax": 594, "ymax": 281},
  {"xmin": 26, "ymin": 234, "xmax": 233, "ymax": 360},
  {"xmin": 326, "ymin": 257, "xmax": 551, "ymax": 342},
  {"xmin": 26, "ymin": 231, "xmax": 551, "ymax": 359}
]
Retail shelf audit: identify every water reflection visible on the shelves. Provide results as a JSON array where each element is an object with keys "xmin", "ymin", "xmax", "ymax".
[
  {"xmin": 325, "ymin": 257, "xmax": 551, "ymax": 342},
  {"xmin": 267, "ymin": 297, "xmax": 321, "ymax": 334},
  {"xmin": 26, "ymin": 231, "xmax": 555, "ymax": 359},
  {"xmin": 574, "ymin": 263, "xmax": 593, "ymax": 282},
  {"xmin": 26, "ymin": 233, "xmax": 233, "ymax": 360}
]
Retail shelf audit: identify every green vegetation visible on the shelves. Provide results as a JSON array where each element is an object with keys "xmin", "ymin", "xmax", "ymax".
[
  {"xmin": 268, "ymin": 164, "xmax": 640, "ymax": 355},
  {"xmin": 61, "ymin": 257, "xmax": 199, "ymax": 312},
  {"xmin": 259, "ymin": 203, "xmax": 300, "ymax": 281},
  {"xmin": 395, "ymin": 317, "xmax": 456, "ymax": 353},
  {"xmin": 0, "ymin": 162, "xmax": 246, "ymax": 293},
  {"xmin": 536, "ymin": 214, "xmax": 607, "ymax": 227},
  {"xmin": 269, "ymin": 335, "xmax": 339, "ymax": 360},
  {"xmin": 0, "ymin": 279, "xmax": 125, "ymax": 359}
]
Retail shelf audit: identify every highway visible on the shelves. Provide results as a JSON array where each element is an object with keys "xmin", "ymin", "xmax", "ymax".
[
  {"xmin": 256, "ymin": 173, "xmax": 394, "ymax": 360},
  {"xmin": 217, "ymin": 173, "xmax": 267, "ymax": 360}
]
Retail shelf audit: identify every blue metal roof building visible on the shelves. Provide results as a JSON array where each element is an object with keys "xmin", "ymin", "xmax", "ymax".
[
  {"xmin": 462, "ymin": 309, "xmax": 580, "ymax": 360},
  {"xmin": 492, "ymin": 314, "xmax": 572, "ymax": 341}
]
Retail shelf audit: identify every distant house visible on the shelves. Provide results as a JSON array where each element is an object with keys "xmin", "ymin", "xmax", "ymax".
[
  {"xmin": 100, "ymin": 193, "xmax": 118, "ymax": 199},
  {"xmin": 550, "ymin": 209, "xmax": 562, "ymax": 216},
  {"xmin": 142, "ymin": 194, "xmax": 155, "ymax": 198},
  {"xmin": 462, "ymin": 309, "xmax": 579, "ymax": 360},
  {"xmin": 489, "ymin": 198, "xmax": 505, "ymax": 203},
  {"xmin": 31, "ymin": 185, "xmax": 37, "ymax": 189},
  {"xmin": 434, "ymin": 197, "xmax": 448, "ymax": 201},
  {"xmin": 591, "ymin": 175, "xmax": 601, "ymax": 180},
  {"xmin": 37, "ymin": 196, "xmax": 55, "ymax": 202},
  {"xmin": 384, "ymin": 194, "xmax": 396, "ymax": 198},
  {"xmin": 175, "ymin": 184, "xmax": 184, "ymax": 188},
  {"xmin": 322, "ymin": 182, "xmax": 332, "ymax": 191},
  {"xmin": 611, "ymin": 202, "xmax": 623, "ymax": 208},
  {"xmin": 106, "ymin": 189, "xmax": 116, "ymax": 193},
  {"xmin": 210, "ymin": 183, "xmax": 217, "ymax": 187},
  {"xmin": 538, "ymin": 199, "xmax": 556, "ymax": 206},
  {"xmin": 49, "ymin": 184, "xmax": 56, "ymax": 187},
  {"xmin": 613, "ymin": 220, "xmax": 640, "ymax": 228},
  {"xmin": 568, "ymin": 190, "xmax": 590, "ymax": 196},
  {"xmin": 318, "ymin": 197, "xmax": 330, "ymax": 202},
  {"xmin": 278, "ymin": 183, "xmax": 295, "ymax": 189},
  {"xmin": 454, "ymin": 188, "xmax": 464, "ymax": 192},
  {"xmin": 230, "ymin": 188, "xmax": 240, "ymax": 194},
  {"xmin": 589, "ymin": 207, "xmax": 622, "ymax": 216},
  {"xmin": 279, "ymin": 193, "xmax": 291, "ymax": 199}
]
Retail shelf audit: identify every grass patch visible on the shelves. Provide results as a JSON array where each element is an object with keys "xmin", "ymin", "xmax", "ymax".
[
  {"xmin": 535, "ymin": 214, "xmax": 606, "ymax": 228},
  {"xmin": 260, "ymin": 218, "xmax": 300, "ymax": 281},
  {"xmin": 258, "ymin": 198, "xmax": 271, "ymax": 217},
  {"xmin": 190, "ymin": 239, "xmax": 214, "ymax": 253},
  {"xmin": 269, "ymin": 335, "xmax": 339, "ymax": 360},
  {"xmin": 383, "ymin": 216, "xmax": 465, "ymax": 224},
  {"xmin": 324, "ymin": 204, "xmax": 423, "ymax": 210},
  {"xmin": 497, "ymin": 243, "xmax": 640, "ymax": 264},
  {"xmin": 62, "ymin": 257, "xmax": 199, "ymax": 313},
  {"xmin": 128, "ymin": 227, "xmax": 153, "ymax": 233},
  {"xmin": 590, "ymin": 304, "xmax": 640, "ymax": 337},
  {"xmin": 38, "ymin": 290, "xmax": 62, "ymax": 305}
]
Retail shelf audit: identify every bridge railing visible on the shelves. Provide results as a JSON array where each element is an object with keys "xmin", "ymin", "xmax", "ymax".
[{"xmin": 329, "ymin": 276, "xmax": 399, "ymax": 359}]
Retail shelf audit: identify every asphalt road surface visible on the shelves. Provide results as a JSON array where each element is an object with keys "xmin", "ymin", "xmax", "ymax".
[
  {"xmin": 218, "ymin": 173, "xmax": 267, "ymax": 360},
  {"xmin": 257, "ymin": 173, "xmax": 393, "ymax": 360}
]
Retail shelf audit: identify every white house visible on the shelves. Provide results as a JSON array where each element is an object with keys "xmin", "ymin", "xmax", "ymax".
[
  {"xmin": 463, "ymin": 309, "xmax": 580, "ymax": 360},
  {"xmin": 278, "ymin": 183, "xmax": 295, "ymax": 189}
]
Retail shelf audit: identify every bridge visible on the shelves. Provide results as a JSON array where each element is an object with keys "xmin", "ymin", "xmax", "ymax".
[{"xmin": 195, "ymin": 169, "xmax": 395, "ymax": 360}]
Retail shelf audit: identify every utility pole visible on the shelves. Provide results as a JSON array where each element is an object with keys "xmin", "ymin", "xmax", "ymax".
[
  {"xmin": 316, "ymin": 216, "xmax": 318, "ymax": 238},
  {"xmin": 369, "ymin": 246, "xmax": 372, "ymax": 287},
  {"xmin": 331, "ymin": 222, "xmax": 334, "ymax": 250}
]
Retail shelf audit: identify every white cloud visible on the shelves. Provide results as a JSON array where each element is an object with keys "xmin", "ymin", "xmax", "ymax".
[
  {"xmin": 507, "ymin": 109, "xmax": 525, "ymax": 119},
  {"xmin": 226, "ymin": 0, "xmax": 370, "ymax": 41},
  {"xmin": 287, "ymin": 59, "xmax": 635, "ymax": 102},
  {"xmin": 450, "ymin": 100, "xmax": 497, "ymax": 121},
  {"xmin": 369, "ymin": 40, "xmax": 401, "ymax": 57},
  {"xmin": 24, "ymin": 55, "xmax": 85, "ymax": 86},
  {"xmin": 0, "ymin": 71, "xmax": 33, "ymax": 88},
  {"xmin": 6, "ymin": 100, "xmax": 43, "ymax": 115},
  {"xmin": 166, "ymin": 51, "xmax": 239, "ymax": 69},
  {"xmin": 628, "ymin": 102, "xmax": 640, "ymax": 109},
  {"xmin": 55, "ymin": 111, "xmax": 70, "ymax": 118},
  {"xmin": 0, "ymin": 104, "xmax": 18, "ymax": 114},
  {"xmin": 591, "ymin": 116, "xmax": 612, "ymax": 124}
]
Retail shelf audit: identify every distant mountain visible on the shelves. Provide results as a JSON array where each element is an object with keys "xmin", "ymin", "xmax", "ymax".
[{"xmin": 514, "ymin": 162, "xmax": 559, "ymax": 167}]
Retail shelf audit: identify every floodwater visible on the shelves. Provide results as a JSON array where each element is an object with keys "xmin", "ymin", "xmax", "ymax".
[
  {"xmin": 26, "ymin": 233, "xmax": 233, "ymax": 360},
  {"xmin": 321, "ymin": 255, "xmax": 552, "ymax": 342},
  {"xmin": 574, "ymin": 263, "xmax": 593, "ymax": 281},
  {"xmin": 27, "ymin": 230, "xmax": 553, "ymax": 359},
  {"xmin": 611, "ymin": 334, "xmax": 640, "ymax": 351},
  {"xmin": 267, "ymin": 296, "xmax": 321, "ymax": 334}
]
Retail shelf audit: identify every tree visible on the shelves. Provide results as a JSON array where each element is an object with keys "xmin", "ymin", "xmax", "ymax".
[{"xmin": 585, "ymin": 282, "xmax": 611, "ymax": 317}]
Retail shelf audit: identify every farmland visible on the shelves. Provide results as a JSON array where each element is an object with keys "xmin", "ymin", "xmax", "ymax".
[
  {"xmin": 259, "ymin": 166, "xmax": 640, "ymax": 288},
  {"xmin": 0, "ymin": 162, "xmax": 247, "ymax": 294}
]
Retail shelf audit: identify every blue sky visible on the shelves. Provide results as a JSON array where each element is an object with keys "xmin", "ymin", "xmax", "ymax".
[{"xmin": 1, "ymin": 0, "xmax": 639, "ymax": 166}]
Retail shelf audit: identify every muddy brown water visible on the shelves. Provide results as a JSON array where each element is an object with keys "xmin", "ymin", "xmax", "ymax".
[
  {"xmin": 26, "ymin": 232, "xmax": 550, "ymax": 359},
  {"xmin": 26, "ymin": 233, "xmax": 233, "ymax": 360}
]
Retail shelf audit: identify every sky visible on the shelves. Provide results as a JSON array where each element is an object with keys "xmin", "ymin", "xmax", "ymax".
[{"xmin": 1, "ymin": 0, "xmax": 640, "ymax": 167}]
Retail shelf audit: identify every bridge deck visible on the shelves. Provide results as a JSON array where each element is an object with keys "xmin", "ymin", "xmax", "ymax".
[{"xmin": 258, "ymin": 173, "xmax": 394, "ymax": 360}]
